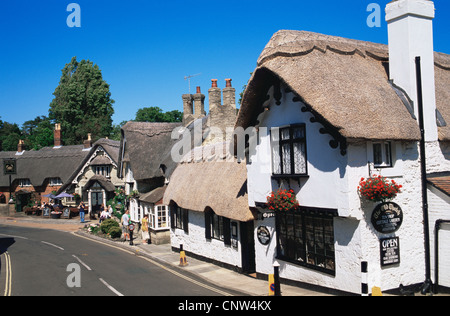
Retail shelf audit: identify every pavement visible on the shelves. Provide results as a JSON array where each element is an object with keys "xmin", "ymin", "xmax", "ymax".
[{"xmin": 0, "ymin": 213, "xmax": 332, "ymax": 296}]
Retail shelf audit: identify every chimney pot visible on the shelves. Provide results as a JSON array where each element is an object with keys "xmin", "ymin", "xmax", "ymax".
[
  {"xmin": 225, "ymin": 79, "xmax": 232, "ymax": 88},
  {"xmin": 211, "ymin": 79, "xmax": 218, "ymax": 88},
  {"xmin": 196, "ymin": 86, "xmax": 201, "ymax": 94},
  {"xmin": 54, "ymin": 123, "xmax": 62, "ymax": 147},
  {"xmin": 17, "ymin": 139, "xmax": 24, "ymax": 153},
  {"xmin": 84, "ymin": 133, "xmax": 93, "ymax": 149}
]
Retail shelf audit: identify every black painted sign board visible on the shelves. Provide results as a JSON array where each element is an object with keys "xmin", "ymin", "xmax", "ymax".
[
  {"xmin": 371, "ymin": 202, "xmax": 403, "ymax": 234},
  {"xmin": 380, "ymin": 237, "xmax": 400, "ymax": 267}
]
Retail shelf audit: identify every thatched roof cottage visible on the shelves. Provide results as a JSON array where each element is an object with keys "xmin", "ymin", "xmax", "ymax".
[{"xmin": 235, "ymin": 0, "xmax": 449, "ymax": 294}]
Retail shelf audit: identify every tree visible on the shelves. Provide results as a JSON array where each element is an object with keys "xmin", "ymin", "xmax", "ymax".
[
  {"xmin": 22, "ymin": 116, "xmax": 54, "ymax": 150},
  {"xmin": 135, "ymin": 106, "xmax": 182, "ymax": 123},
  {"xmin": 0, "ymin": 118, "xmax": 21, "ymax": 151},
  {"xmin": 49, "ymin": 57, "xmax": 115, "ymax": 145}
]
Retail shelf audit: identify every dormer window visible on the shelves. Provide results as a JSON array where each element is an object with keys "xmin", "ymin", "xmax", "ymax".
[
  {"xmin": 49, "ymin": 178, "xmax": 63, "ymax": 186},
  {"xmin": 18, "ymin": 179, "xmax": 32, "ymax": 187}
]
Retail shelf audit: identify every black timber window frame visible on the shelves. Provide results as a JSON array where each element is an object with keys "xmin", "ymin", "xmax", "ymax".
[
  {"xmin": 271, "ymin": 123, "xmax": 308, "ymax": 178},
  {"xmin": 205, "ymin": 209, "xmax": 231, "ymax": 246},
  {"xmin": 275, "ymin": 206, "xmax": 337, "ymax": 275},
  {"xmin": 170, "ymin": 204, "xmax": 189, "ymax": 234}
]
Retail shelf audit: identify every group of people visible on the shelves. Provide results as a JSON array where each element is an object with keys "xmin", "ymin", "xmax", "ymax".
[
  {"xmin": 78, "ymin": 202, "xmax": 150, "ymax": 244},
  {"xmin": 120, "ymin": 210, "xmax": 150, "ymax": 244},
  {"xmin": 78, "ymin": 201, "xmax": 113, "ymax": 223}
]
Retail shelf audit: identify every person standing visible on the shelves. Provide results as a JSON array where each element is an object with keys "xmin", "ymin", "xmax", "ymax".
[
  {"xmin": 121, "ymin": 210, "xmax": 130, "ymax": 242},
  {"xmin": 79, "ymin": 201, "xmax": 86, "ymax": 223},
  {"xmin": 141, "ymin": 214, "xmax": 150, "ymax": 244}
]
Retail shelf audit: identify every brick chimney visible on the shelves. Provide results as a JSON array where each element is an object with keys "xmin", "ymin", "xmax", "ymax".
[
  {"xmin": 193, "ymin": 86, "xmax": 206, "ymax": 119},
  {"xmin": 84, "ymin": 133, "xmax": 93, "ymax": 149},
  {"xmin": 208, "ymin": 79, "xmax": 221, "ymax": 112},
  {"xmin": 223, "ymin": 79, "xmax": 236, "ymax": 108},
  {"xmin": 182, "ymin": 93, "xmax": 194, "ymax": 126},
  {"xmin": 54, "ymin": 123, "xmax": 62, "ymax": 147},
  {"xmin": 17, "ymin": 139, "xmax": 25, "ymax": 153},
  {"xmin": 386, "ymin": 0, "xmax": 438, "ymax": 141},
  {"xmin": 207, "ymin": 78, "xmax": 238, "ymax": 144}
]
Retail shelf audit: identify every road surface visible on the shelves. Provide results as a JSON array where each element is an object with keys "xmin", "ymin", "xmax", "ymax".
[{"xmin": 0, "ymin": 224, "xmax": 238, "ymax": 296}]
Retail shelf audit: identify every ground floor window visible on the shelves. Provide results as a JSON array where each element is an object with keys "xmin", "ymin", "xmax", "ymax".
[
  {"xmin": 212, "ymin": 213, "xmax": 224, "ymax": 240},
  {"xmin": 276, "ymin": 207, "xmax": 336, "ymax": 275},
  {"xmin": 150, "ymin": 205, "xmax": 169, "ymax": 229},
  {"xmin": 171, "ymin": 205, "xmax": 189, "ymax": 233},
  {"xmin": 205, "ymin": 208, "xmax": 231, "ymax": 246}
]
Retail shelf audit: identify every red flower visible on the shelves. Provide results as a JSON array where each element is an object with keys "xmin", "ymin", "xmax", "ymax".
[
  {"xmin": 266, "ymin": 189, "xmax": 300, "ymax": 212},
  {"xmin": 358, "ymin": 175, "xmax": 402, "ymax": 203}
]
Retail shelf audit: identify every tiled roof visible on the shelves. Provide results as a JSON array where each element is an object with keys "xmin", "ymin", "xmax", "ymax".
[{"xmin": 428, "ymin": 173, "xmax": 450, "ymax": 197}]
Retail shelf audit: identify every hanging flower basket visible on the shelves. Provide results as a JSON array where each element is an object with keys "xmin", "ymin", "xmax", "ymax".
[
  {"xmin": 267, "ymin": 189, "xmax": 299, "ymax": 212},
  {"xmin": 358, "ymin": 174, "xmax": 402, "ymax": 203}
]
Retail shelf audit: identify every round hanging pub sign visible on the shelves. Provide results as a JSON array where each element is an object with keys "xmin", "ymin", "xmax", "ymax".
[
  {"xmin": 371, "ymin": 202, "xmax": 403, "ymax": 234},
  {"xmin": 257, "ymin": 226, "xmax": 271, "ymax": 245}
]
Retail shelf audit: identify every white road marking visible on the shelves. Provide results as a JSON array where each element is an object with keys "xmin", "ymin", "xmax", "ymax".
[
  {"xmin": 99, "ymin": 278, "xmax": 124, "ymax": 296},
  {"xmin": 0, "ymin": 233, "xmax": 28, "ymax": 240},
  {"xmin": 41, "ymin": 241, "xmax": 64, "ymax": 251},
  {"xmin": 72, "ymin": 255, "xmax": 92, "ymax": 271}
]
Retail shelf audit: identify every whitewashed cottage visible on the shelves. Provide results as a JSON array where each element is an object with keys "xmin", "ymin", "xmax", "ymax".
[
  {"xmin": 234, "ymin": 0, "xmax": 450, "ymax": 295},
  {"xmin": 164, "ymin": 80, "xmax": 259, "ymax": 273}
]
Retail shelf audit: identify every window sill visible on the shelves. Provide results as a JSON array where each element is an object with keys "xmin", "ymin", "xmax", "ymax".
[
  {"xmin": 272, "ymin": 174, "xmax": 309, "ymax": 179},
  {"xmin": 276, "ymin": 255, "xmax": 335, "ymax": 276},
  {"xmin": 272, "ymin": 174, "xmax": 309, "ymax": 184}
]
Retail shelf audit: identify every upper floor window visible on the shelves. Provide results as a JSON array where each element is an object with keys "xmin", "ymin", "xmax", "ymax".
[
  {"xmin": 373, "ymin": 142, "xmax": 392, "ymax": 168},
  {"xmin": 94, "ymin": 165, "xmax": 111, "ymax": 178},
  {"xmin": 18, "ymin": 179, "xmax": 32, "ymax": 187},
  {"xmin": 271, "ymin": 124, "xmax": 307, "ymax": 177},
  {"xmin": 49, "ymin": 178, "xmax": 63, "ymax": 186}
]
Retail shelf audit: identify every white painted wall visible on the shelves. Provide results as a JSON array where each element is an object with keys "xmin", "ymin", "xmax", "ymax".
[
  {"xmin": 170, "ymin": 210, "xmax": 242, "ymax": 269},
  {"xmin": 248, "ymin": 84, "xmax": 429, "ymax": 294},
  {"xmin": 246, "ymin": 87, "xmax": 345, "ymax": 212}
]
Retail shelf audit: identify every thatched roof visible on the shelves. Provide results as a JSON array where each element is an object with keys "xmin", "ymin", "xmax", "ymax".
[
  {"xmin": 236, "ymin": 30, "xmax": 450, "ymax": 142},
  {"xmin": 0, "ymin": 145, "xmax": 90, "ymax": 188},
  {"xmin": 163, "ymin": 142, "xmax": 256, "ymax": 222},
  {"xmin": 119, "ymin": 121, "xmax": 182, "ymax": 181},
  {"xmin": 55, "ymin": 138, "xmax": 121, "ymax": 194},
  {"xmin": 434, "ymin": 52, "xmax": 450, "ymax": 141},
  {"xmin": 84, "ymin": 174, "xmax": 116, "ymax": 192}
]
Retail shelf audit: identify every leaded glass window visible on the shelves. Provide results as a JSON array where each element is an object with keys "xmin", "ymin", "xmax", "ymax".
[{"xmin": 271, "ymin": 124, "xmax": 307, "ymax": 176}]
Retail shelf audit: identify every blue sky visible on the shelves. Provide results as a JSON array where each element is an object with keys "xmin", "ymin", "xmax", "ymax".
[{"xmin": 1, "ymin": 0, "xmax": 449, "ymax": 127}]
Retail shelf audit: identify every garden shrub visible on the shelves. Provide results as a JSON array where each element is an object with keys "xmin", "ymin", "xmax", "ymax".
[
  {"xmin": 109, "ymin": 226, "xmax": 122, "ymax": 239},
  {"xmin": 100, "ymin": 218, "xmax": 120, "ymax": 234}
]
